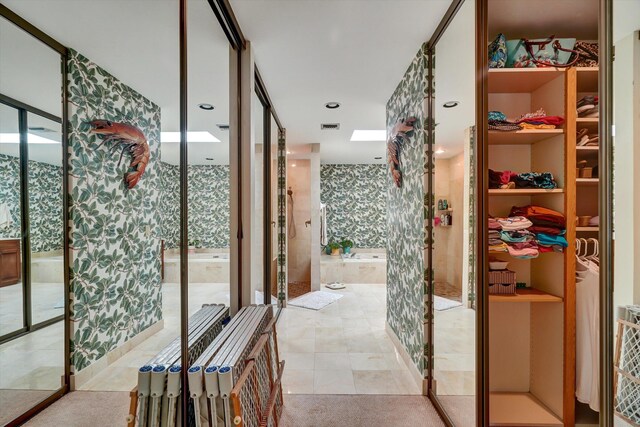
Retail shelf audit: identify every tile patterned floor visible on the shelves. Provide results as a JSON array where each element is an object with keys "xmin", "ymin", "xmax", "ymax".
[{"xmin": 278, "ymin": 283, "xmax": 422, "ymax": 395}]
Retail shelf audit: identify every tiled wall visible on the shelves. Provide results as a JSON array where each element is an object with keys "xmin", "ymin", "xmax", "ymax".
[
  {"xmin": 320, "ymin": 164, "xmax": 386, "ymax": 248},
  {"xmin": 0, "ymin": 154, "xmax": 63, "ymax": 253},
  {"xmin": 385, "ymin": 45, "xmax": 428, "ymax": 374},
  {"xmin": 434, "ymin": 154, "xmax": 464, "ymax": 290},
  {"xmin": 287, "ymin": 159, "xmax": 311, "ymax": 284},
  {"xmin": 160, "ymin": 163, "xmax": 230, "ymax": 250},
  {"xmin": 68, "ymin": 50, "xmax": 163, "ymax": 371}
]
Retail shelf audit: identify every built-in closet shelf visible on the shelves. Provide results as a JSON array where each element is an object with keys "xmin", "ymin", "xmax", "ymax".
[
  {"xmin": 437, "ymin": 208, "xmax": 454, "ymax": 212},
  {"xmin": 490, "ymin": 392, "xmax": 563, "ymax": 426},
  {"xmin": 488, "ymin": 68, "xmax": 565, "ymax": 93},
  {"xmin": 576, "ymin": 118, "xmax": 599, "ymax": 133},
  {"xmin": 577, "ymin": 178, "xmax": 599, "ymax": 186},
  {"xmin": 576, "ymin": 146, "xmax": 599, "ymax": 151},
  {"xmin": 488, "ymin": 129, "xmax": 564, "ymax": 145},
  {"xmin": 489, "ymin": 288, "xmax": 563, "ymax": 303},
  {"xmin": 488, "ymin": 188, "xmax": 564, "ymax": 196},
  {"xmin": 577, "ymin": 226, "xmax": 599, "ymax": 232},
  {"xmin": 576, "ymin": 67, "xmax": 599, "ymax": 93}
]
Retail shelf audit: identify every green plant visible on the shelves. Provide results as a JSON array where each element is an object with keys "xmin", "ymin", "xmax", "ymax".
[
  {"xmin": 340, "ymin": 239, "xmax": 354, "ymax": 249},
  {"xmin": 328, "ymin": 242, "xmax": 341, "ymax": 250}
]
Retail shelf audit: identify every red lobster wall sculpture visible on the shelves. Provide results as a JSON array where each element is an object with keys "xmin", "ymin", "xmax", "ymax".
[
  {"xmin": 88, "ymin": 120, "xmax": 149, "ymax": 189},
  {"xmin": 387, "ymin": 117, "xmax": 417, "ymax": 188}
]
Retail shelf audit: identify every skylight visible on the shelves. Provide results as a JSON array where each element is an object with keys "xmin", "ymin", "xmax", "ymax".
[{"xmin": 350, "ymin": 130, "xmax": 387, "ymax": 142}]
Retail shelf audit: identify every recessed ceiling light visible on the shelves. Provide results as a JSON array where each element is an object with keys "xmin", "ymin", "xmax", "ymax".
[
  {"xmin": 442, "ymin": 101, "xmax": 459, "ymax": 108},
  {"xmin": 350, "ymin": 130, "xmax": 386, "ymax": 142},
  {"xmin": 291, "ymin": 164, "xmax": 297, "ymax": 167},
  {"xmin": 161, "ymin": 131, "xmax": 220, "ymax": 143},
  {"xmin": 198, "ymin": 103, "xmax": 215, "ymax": 110},
  {"xmin": 325, "ymin": 102, "xmax": 340, "ymax": 109},
  {"xmin": 374, "ymin": 156, "xmax": 382, "ymax": 160},
  {"xmin": 205, "ymin": 157, "xmax": 214, "ymax": 161},
  {"xmin": 435, "ymin": 148, "xmax": 445, "ymax": 154},
  {"xmin": 286, "ymin": 151, "xmax": 292, "ymax": 154}
]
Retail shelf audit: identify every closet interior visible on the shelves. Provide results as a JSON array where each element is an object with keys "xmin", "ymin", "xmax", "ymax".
[{"xmin": 484, "ymin": 1, "xmax": 599, "ymax": 425}]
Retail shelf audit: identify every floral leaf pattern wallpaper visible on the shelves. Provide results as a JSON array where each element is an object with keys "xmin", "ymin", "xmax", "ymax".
[
  {"xmin": 320, "ymin": 164, "xmax": 386, "ymax": 248},
  {"xmin": 160, "ymin": 163, "xmax": 230, "ymax": 249},
  {"xmin": 0, "ymin": 154, "xmax": 21, "ymax": 240},
  {"xmin": 386, "ymin": 45, "xmax": 428, "ymax": 374},
  {"xmin": 0, "ymin": 154, "xmax": 63, "ymax": 253},
  {"xmin": 67, "ymin": 49, "xmax": 162, "ymax": 371}
]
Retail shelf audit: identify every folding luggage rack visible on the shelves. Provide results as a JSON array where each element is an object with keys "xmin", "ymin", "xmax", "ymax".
[
  {"xmin": 126, "ymin": 304, "xmax": 284, "ymax": 427},
  {"xmin": 127, "ymin": 304, "xmax": 229, "ymax": 427}
]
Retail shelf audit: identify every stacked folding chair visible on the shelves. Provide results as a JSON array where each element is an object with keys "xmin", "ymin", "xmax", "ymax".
[
  {"xmin": 128, "ymin": 304, "xmax": 229, "ymax": 427},
  {"xmin": 187, "ymin": 305, "xmax": 283, "ymax": 427}
]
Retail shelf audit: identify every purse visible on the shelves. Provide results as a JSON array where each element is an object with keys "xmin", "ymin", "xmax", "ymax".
[
  {"xmin": 506, "ymin": 36, "xmax": 579, "ymax": 68},
  {"xmin": 571, "ymin": 41, "xmax": 599, "ymax": 67},
  {"xmin": 489, "ymin": 33, "xmax": 507, "ymax": 68}
]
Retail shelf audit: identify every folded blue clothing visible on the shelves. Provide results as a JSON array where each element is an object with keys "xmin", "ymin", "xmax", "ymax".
[
  {"xmin": 500, "ymin": 230, "xmax": 534, "ymax": 243},
  {"xmin": 536, "ymin": 232, "xmax": 568, "ymax": 247}
]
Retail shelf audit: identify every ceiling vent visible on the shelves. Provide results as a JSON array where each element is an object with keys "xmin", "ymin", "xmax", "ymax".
[
  {"xmin": 217, "ymin": 124, "xmax": 229, "ymax": 131},
  {"xmin": 321, "ymin": 123, "xmax": 340, "ymax": 130}
]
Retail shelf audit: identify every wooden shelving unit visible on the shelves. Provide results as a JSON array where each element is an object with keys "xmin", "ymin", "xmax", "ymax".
[
  {"xmin": 486, "ymin": 64, "xmax": 575, "ymax": 425},
  {"xmin": 577, "ymin": 178, "xmax": 599, "ymax": 186},
  {"xmin": 576, "ymin": 226, "xmax": 598, "ymax": 232},
  {"xmin": 490, "ymin": 288, "xmax": 563, "ymax": 303},
  {"xmin": 489, "ymin": 188, "xmax": 564, "ymax": 196},
  {"xmin": 488, "ymin": 129, "xmax": 564, "ymax": 145}
]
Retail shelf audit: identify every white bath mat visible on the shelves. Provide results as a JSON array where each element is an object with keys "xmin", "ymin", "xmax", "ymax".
[
  {"xmin": 255, "ymin": 290, "xmax": 278, "ymax": 304},
  {"xmin": 325, "ymin": 282, "xmax": 346, "ymax": 290},
  {"xmin": 289, "ymin": 291, "xmax": 343, "ymax": 310},
  {"xmin": 434, "ymin": 295, "xmax": 462, "ymax": 311}
]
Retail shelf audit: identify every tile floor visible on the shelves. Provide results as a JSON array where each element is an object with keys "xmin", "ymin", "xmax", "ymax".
[
  {"xmin": 278, "ymin": 283, "xmax": 422, "ymax": 395},
  {"xmin": 0, "ymin": 281, "xmax": 64, "ymax": 336}
]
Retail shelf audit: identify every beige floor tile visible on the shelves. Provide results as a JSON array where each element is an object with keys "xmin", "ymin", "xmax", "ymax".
[
  {"xmin": 281, "ymin": 369, "xmax": 314, "ymax": 394},
  {"xmin": 349, "ymin": 353, "xmax": 391, "ymax": 371},
  {"xmin": 314, "ymin": 352, "xmax": 351, "ymax": 371},
  {"xmin": 282, "ymin": 352, "xmax": 315, "ymax": 370},
  {"xmin": 313, "ymin": 369, "xmax": 355, "ymax": 394},
  {"xmin": 353, "ymin": 370, "xmax": 401, "ymax": 394}
]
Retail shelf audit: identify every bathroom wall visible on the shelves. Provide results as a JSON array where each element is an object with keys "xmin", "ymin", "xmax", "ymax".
[
  {"xmin": 434, "ymin": 153, "xmax": 464, "ymax": 292},
  {"xmin": 320, "ymin": 164, "xmax": 386, "ymax": 248},
  {"xmin": 68, "ymin": 49, "xmax": 163, "ymax": 371},
  {"xmin": 0, "ymin": 154, "xmax": 63, "ymax": 252},
  {"xmin": 386, "ymin": 45, "xmax": 427, "ymax": 374},
  {"xmin": 160, "ymin": 163, "xmax": 230, "ymax": 250},
  {"xmin": 287, "ymin": 159, "xmax": 311, "ymax": 284}
]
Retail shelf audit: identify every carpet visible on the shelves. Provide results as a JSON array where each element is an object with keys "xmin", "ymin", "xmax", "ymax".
[
  {"xmin": 434, "ymin": 295, "xmax": 462, "ymax": 311},
  {"xmin": 23, "ymin": 391, "xmax": 130, "ymax": 427},
  {"xmin": 0, "ymin": 389, "xmax": 54, "ymax": 426},
  {"xmin": 280, "ymin": 394, "xmax": 445, "ymax": 427},
  {"xmin": 288, "ymin": 291, "xmax": 343, "ymax": 310}
]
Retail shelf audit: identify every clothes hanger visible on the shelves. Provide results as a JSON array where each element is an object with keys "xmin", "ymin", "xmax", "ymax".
[{"xmin": 586, "ymin": 238, "xmax": 599, "ymax": 265}]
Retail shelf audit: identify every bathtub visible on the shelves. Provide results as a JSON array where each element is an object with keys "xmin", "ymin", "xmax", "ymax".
[
  {"xmin": 320, "ymin": 250, "xmax": 386, "ymax": 284},
  {"xmin": 164, "ymin": 250, "xmax": 230, "ymax": 283}
]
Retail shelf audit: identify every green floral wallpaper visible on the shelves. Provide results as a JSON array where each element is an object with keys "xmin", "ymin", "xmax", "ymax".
[
  {"xmin": 320, "ymin": 164, "xmax": 386, "ymax": 248},
  {"xmin": 0, "ymin": 154, "xmax": 21, "ymax": 240},
  {"xmin": 160, "ymin": 162, "xmax": 230, "ymax": 249},
  {"xmin": 386, "ymin": 45, "xmax": 428, "ymax": 374},
  {"xmin": 0, "ymin": 154, "xmax": 63, "ymax": 253},
  {"xmin": 67, "ymin": 49, "xmax": 163, "ymax": 371}
]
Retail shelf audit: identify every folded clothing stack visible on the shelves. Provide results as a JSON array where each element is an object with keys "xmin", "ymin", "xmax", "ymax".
[
  {"xmin": 488, "ymin": 108, "xmax": 566, "ymax": 132},
  {"xmin": 577, "ymin": 127, "xmax": 599, "ymax": 146},
  {"xmin": 577, "ymin": 95, "xmax": 599, "ymax": 118},
  {"xmin": 488, "ymin": 205, "xmax": 568, "ymax": 259},
  {"xmin": 510, "ymin": 205, "xmax": 568, "ymax": 253},
  {"xmin": 489, "ymin": 169, "xmax": 558, "ymax": 190}
]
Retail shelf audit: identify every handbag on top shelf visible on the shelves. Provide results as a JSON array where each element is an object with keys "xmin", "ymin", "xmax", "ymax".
[{"xmin": 506, "ymin": 35, "xmax": 579, "ymax": 68}]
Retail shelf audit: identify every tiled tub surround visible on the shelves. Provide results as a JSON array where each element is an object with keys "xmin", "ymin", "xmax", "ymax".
[
  {"xmin": 163, "ymin": 249, "xmax": 230, "ymax": 283},
  {"xmin": 320, "ymin": 249, "xmax": 387, "ymax": 284}
]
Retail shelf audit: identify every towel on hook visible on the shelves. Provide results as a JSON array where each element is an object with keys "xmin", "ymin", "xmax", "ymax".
[
  {"xmin": 0, "ymin": 203, "xmax": 13, "ymax": 229},
  {"xmin": 320, "ymin": 203, "xmax": 327, "ymax": 246}
]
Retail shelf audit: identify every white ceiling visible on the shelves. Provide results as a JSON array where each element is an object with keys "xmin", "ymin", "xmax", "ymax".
[
  {"xmin": 2, "ymin": 0, "xmax": 454, "ymax": 166},
  {"xmin": 230, "ymin": 0, "xmax": 452, "ymax": 164},
  {"xmin": 1, "ymin": 0, "xmax": 230, "ymax": 166}
]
